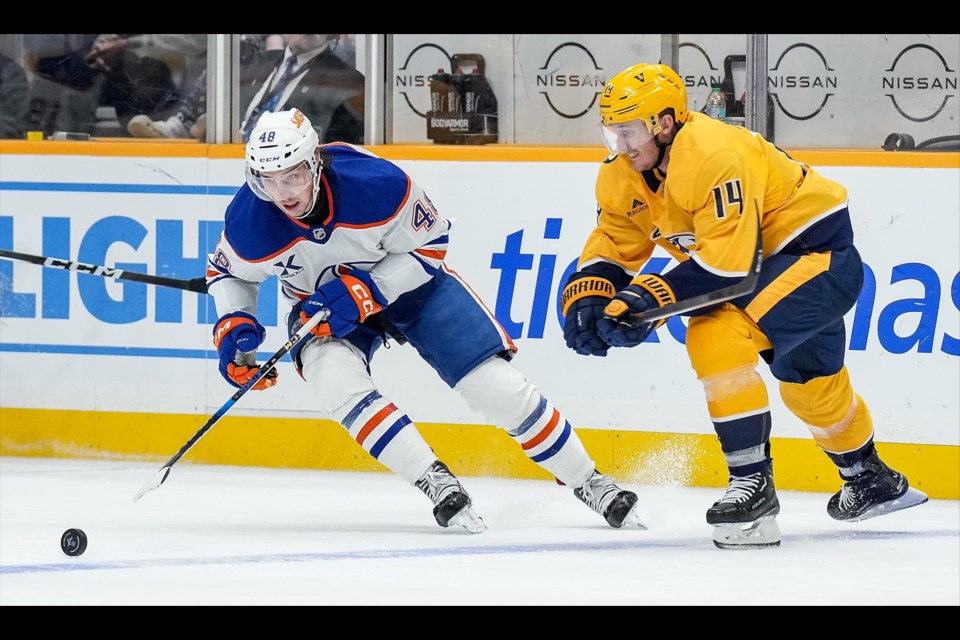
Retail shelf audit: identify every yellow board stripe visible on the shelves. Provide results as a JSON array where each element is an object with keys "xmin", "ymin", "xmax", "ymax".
[
  {"xmin": 789, "ymin": 149, "xmax": 960, "ymax": 169},
  {"xmin": 0, "ymin": 139, "xmax": 208, "ymax": 157},
  {"xmin": 1, "ymin": 407, "xmax": 955, "ymax": 499},
  {"xmin": 1, "ymin": 140, "xmax": 957, "ymax": 168}
]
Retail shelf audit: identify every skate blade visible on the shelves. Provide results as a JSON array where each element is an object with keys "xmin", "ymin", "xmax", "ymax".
[
  {"xmin": 845, "ymin": 486, "xmax": 930, "ymax": 523},
  {"xmin": 712, "ymin": 516, "xmax": 781, "ymax": 550},
  {"xmin": 448, "ymin": 506, "xmax": 488, "ymax": 534},
  {"xmin": 620, "ymin": 505, "xmax": 649, "ymax": 530}
]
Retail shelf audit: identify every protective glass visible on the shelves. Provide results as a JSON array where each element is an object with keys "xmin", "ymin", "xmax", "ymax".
[{"xmin": 600, "ymin": 119, "xmax": 655, "ymax": 155}]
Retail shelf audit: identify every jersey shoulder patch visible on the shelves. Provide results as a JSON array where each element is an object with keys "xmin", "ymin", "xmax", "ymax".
[
  {"xmin": 325, "ymin": 145, "xmax": 412, "ymax": 228},
  {"xmin": 223, "ymin": 187, "xmax": 301, "ymax": 262}
]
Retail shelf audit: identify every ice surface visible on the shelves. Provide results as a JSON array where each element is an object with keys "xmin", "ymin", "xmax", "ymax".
[{"xmin": 1, "ymin": 456, "xmax": 956, "ymax": 606}]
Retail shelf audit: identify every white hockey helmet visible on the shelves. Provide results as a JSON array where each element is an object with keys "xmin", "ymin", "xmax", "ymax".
[{"xmin": 245, "ymin": 109, "xmax": 322, "ymax": 213}]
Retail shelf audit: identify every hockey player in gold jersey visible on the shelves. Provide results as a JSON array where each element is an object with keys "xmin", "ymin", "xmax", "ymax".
[{"xmin": 561, "ymin": 63, "xmax": 928, "ymax": 549}]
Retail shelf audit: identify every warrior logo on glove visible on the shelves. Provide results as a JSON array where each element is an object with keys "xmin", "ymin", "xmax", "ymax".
[
  {"xmin": 595, "ymin": 273, "xmax": 675, "ymax": 349},
  {"xmin": 561, "ymin": 272, "xmax": 617, "ymax": 357},
  {"xmin": 603, "ymin": 274, "xmax": 675, "ymax": 323}
]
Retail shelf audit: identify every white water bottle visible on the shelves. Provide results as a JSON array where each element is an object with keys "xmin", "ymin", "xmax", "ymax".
[{"xmin": 705, "ymin": 86, "xmax": 726, "ymax": 121}]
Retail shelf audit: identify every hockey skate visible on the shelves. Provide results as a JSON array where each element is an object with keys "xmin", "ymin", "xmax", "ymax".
[
  {"xmin": 827, "ymin": 448, "xmax": 928, "ymax": 522},
  {"xmin": 706, "ymin": 467, "xmax": 781, "ymax": 549},
  {"xmin": 415, "ymin": 461, "xmax": 487, "ymax": 533},
  {"xmin": 573, "ymin": 470, "xmax": 647, "ymax": 529}
]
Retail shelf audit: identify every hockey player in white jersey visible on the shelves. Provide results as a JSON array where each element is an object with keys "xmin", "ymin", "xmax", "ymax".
[{"xmin": 206, "ymin": 108, "xmax": 646, "ymax": 533}]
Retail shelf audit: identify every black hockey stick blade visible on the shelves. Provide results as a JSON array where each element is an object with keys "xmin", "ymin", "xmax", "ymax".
[
  {"xmin": 132, "ymin": 308, "xmax": 329, "ymax": 502},
  {"xmin": 623, "ymin": 208, "xmax": 763, "ymax": 326},
  {"xmin": 0, "ymin": 248, "xmax": 208, "ymax": 294}
]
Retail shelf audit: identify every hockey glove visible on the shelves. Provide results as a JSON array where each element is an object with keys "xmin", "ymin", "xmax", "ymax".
[
  {"xmin": 300, "ymin": 270, "xmax": 387, "ymax": 339},
  {"xmin": 597, "ymin": 274, "xmax": 676, "ymax": 348},
  {"xmin": 561, "ymin": 272, "xmax": 617, "ymax": 357},
  {"xmin": 213, "ymin": 311, "xmax": 277, "ymax": 390}
]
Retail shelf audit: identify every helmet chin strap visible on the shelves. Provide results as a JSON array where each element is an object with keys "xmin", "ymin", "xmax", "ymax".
[
  {"xmin": 652, "ymin": 140, "xmax": 668, "ymax": 168},
  {"xmin": 651, "ymin": 122, "xmax": 681, "ymax": 169}
]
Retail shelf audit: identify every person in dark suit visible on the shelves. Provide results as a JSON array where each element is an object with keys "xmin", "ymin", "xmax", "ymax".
[
  {"xmin": 0, "ymin": 52, "xmax": 29, "ymax": 139},
  {"xmin": 127, "ymin": 34, "xmax": 283, "ymax": 140},
  {"xmin": 239, "ymin": 34, "xmax": 364, "ymax": 144},
  {"xmin": 30, "ymin": 33, "xmax": 180, "ymax": 135}
]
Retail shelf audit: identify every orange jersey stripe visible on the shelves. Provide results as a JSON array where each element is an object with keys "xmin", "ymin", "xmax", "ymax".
[{"xmin": 414, "ymin": 248, "xmax": 447, "ymax": 261}]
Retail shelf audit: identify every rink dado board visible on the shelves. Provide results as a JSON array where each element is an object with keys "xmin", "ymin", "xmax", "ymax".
[{"xmin": 0, "ymin": 141, "xmax": 957, "ymax": 499}]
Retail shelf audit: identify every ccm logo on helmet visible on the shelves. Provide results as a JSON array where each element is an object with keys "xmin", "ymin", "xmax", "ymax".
[{"xmin": 262, "ymin": 156, "xmax": 280, "ymax": 162}]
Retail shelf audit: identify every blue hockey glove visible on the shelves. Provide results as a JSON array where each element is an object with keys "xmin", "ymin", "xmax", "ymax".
[
  {"xmin": 300, "ymin": 270, "xmax": 388, "ymax": 339},
  {"xmin": 561, "ymin": 272, "xmax": 617, "ymax": 357},
  {"xmin": 597, "ymin": 274, "xmax": 676, "ymax": 348},
  {"xmin": 213, "ymin": 311, "xmax": 277, "ymax": 389}
]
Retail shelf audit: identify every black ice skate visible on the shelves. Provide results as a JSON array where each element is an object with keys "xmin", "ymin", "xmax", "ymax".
[
  {"xmin": 415, "ymin": 461, "xmax": 487, "ymax": 533},
  {"xmin": 827, "ymin": 448, "xmax": 928, "ymax": 522},
  {"xmin": 706, "ymin": 467, "xmax": 781, "ymax": 549},
  {"xmin": 573, "ymin": 470, "xmax": 647, "ymax": 529}
]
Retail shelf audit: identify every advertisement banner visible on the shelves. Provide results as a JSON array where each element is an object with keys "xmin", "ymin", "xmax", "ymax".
[{"xmin": 1, "ymin": 152, "xmax": 957, "ymax": 448}]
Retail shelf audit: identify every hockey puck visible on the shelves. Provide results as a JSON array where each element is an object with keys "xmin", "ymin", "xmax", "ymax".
[{"xmin": 60, "ymin": 528, "xmax": 87, "ymax": 556}]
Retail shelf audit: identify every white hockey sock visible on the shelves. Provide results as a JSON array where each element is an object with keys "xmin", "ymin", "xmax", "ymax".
[
  {"xmin": 509, "ymin": 395, "xmax": 595, "ymax": 487},
  {"xmin": 300, "ymin": 340, "xmax": 437, "ymax": 485},
  {"xmin": 455, "ymin": 356, "xmax": 595, "ymax": 488},
  {"xmin": 335, "ymin": 390, "xmax": 436, "ymax": 485}
]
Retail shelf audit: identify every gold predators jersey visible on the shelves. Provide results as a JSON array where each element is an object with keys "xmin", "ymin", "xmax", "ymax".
[{"xmin": 581, "ymin": 111, "xmax": 853, "ymax": 301}]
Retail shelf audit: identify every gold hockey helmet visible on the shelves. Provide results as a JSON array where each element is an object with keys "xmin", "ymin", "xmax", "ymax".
[{"xmin": 599, "ymin": 63, "xmax": 688, "ymax": 135}]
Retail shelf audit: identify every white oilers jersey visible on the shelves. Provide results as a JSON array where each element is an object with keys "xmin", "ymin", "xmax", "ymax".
[{"xmin": 206, "ymin": 143, "xmax": 451, "ymax": 318}]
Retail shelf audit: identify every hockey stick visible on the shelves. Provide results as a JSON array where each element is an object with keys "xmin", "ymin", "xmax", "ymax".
[
  {"xmin": 0, "ymin": 248, "xmax": 208, "ymax": 294},
  {"xmin": 132, "ymin": 308, "xmax": 330, "ymax": 502},
  {"xmin": 622, "ymin": 208, "xmax": 763, "ymax": 326},
  {"xmin": 0, "ymin": 247, "xmax": 409, "ymax": 344}
]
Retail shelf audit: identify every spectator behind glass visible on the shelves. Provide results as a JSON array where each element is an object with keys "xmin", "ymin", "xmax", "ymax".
[
  {"xmin": 92, "ymin": 34, "xmax": 206, "ymax": 91},
  {"xmin": 30, "ymin": 33, "xmax": 180, "ymax": 135},
  {"xmin": 239, "ymin": 34, "xmax": 364, "ymax": 144},
  {"xmin": 128, "ymin": 34, "xmax": 284, "ymax": 140},
  {"xmin": 0, "ymin": 52, "xmax": 29, "ymax": 139},
  {"xmin": 21, "ymin": 35, "xmax": 93, "ymax": 136}
]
